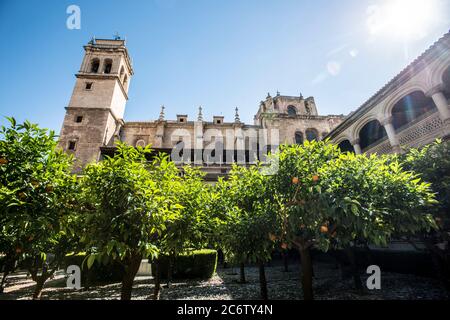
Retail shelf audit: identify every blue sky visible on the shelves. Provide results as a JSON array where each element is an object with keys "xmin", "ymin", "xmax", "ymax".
[{"xmin": 0, "ymin": 0, "xmax": 449, "ymax": 132}]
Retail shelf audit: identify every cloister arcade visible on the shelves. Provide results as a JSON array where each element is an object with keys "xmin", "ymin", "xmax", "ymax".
[{"xmin": 330, "ymin": 36, "xmax": 450, "ymax": 155}]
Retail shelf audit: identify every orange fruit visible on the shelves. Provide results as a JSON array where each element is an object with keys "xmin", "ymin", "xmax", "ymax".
[
  {"xmin": 281, "ymin": 243, "xmax": 288, "ymax": 249},
  {"xmin": 292, "ymin": 177, "xmax": 299, "ymax": 185},
  {"xmin": 312, "ymin": 175, "xmax": 319, "ymax": 182},
  {"xmin": 15, "ymin": 247, "xmax": 22, "ymax": 254},
  {"xmin": 0, "ymin": 158, "xmax": 8, "ymax": 165},
  {"xmin": 268, "ymin": 233, "xmax": 277, "ymax": 241},
  {"xmin": 320, "ymin": 225, "xmax": 328, "ymax": 233}
]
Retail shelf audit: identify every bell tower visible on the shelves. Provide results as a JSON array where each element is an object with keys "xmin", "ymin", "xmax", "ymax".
[{"xmin": 58, "ymin": 37, "xmax": 133, "ymax": 170}]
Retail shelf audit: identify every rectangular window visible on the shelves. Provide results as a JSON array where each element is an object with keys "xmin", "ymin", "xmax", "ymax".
[
  {"xmin": 75, "ymin": 116, "xmax": 83, "ymax": 123},
  {"xmin": 68, "ymin": 141, "xmax": 76, "ymax": 151},
  {"xmin": 85, "ymin": 82, "xmax": 93, "ymax": 90}
]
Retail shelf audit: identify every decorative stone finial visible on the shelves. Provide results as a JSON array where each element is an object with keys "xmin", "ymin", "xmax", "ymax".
[
  {"xmin": 299, "ymin": 92, "xmax": 303, "ymax": 99},
  {"xmin": 267, "ymin": 92, "xmax": 271, "ymax": 99},
  {"xmin": 158, "ymin": 105, "xmax": 165, "ymax": 121},
  {"xmin": 197, "ymin": 106, "xmax": 203, "ymax": 121},
  {"xmin": 235, "ymin": 107, "xmax": 241, "ymax": 123},
  {"xmin": 277, "ymin": 90, "xmax": 280, "ymax": 96}
]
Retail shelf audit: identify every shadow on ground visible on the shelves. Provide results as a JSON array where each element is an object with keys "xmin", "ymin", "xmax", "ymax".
[{"xmin": 0, "ymin": 262, "xmax": 448, "ymax": 300}]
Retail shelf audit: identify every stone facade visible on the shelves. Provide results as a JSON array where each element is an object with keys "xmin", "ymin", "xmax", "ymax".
[{"xmin": 59, "ymin": 38, "xmax": 344, "ymax": 176}]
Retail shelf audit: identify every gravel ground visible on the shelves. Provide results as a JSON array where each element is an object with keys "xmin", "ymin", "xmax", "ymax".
[{"xmin": 1, "ymin": 262, "xmax": 448, "ymax": 300}]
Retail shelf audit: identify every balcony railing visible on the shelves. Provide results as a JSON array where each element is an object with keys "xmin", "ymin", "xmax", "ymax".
[
  {"xmin": 364, "ymin": 110, "xmax": 448, "ymax": 155},
  {"xmin": 396, "ymin": 110, "xmax": 446, "ymax": 149},
  {"xmin": 365, "ymin": 137, "xmax": 392, "ymax": 155}
]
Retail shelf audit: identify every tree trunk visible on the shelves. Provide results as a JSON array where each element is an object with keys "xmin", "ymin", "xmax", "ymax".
[
  {"xmin": 345, "ymin": 247, "xmax": 363, "ymax": 292},
  {"xmin": 31, "ymin": 264, "xmax": 51, "ymax": 300},
  {"xmin": 166, "ymin": 254, "xmax": 174, "ymax": 288},
  {"xmin": 0, "ymin": 271, "xmax": 9, "ymax": 294},
  {"xmin": 239, "ymin": 263, "xmax": 246, "ymax": 283},
  {"xmin": 120, "ymin": 253, "xmax": 142, "ymax": 300},
  {"xmin": 422, "ymin": 238, "xmax": 450, "ymax": 290},
  {"xmin": 299, "ymin": 247, "xmax": 314, "ymax": 300},
  {"xmin": 152, "ymin": 259, "xmax": 162, "ymax": 300},
  {"xmin": 259, "ymin": 262, "xmax": 268, "ymax": 300},
  {"xmin": 282, "ymin": 251, "xmax": 289, "ymax": 272}
]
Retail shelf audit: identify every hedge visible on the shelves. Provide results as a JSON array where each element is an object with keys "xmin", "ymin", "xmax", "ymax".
[
  {"xmin": 153, "ymin": 249, "xmax": 217, "ymax": 280},
  {"xmin": 63, "ymin": 253, "xmax": 125, "ymax": 286}
]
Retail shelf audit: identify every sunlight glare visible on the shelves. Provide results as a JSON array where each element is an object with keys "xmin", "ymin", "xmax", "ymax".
[{"xmin": 367, "ymin": 0, "xmax": 438, "ymax": 40}]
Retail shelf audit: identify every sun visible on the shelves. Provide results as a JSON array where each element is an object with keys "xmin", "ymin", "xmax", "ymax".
[{"xmin": 367, "ymin": 0, "xmax": 438, "ymax": 40}]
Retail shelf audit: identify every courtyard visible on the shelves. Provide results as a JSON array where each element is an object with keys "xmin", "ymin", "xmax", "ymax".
[{"xmin": 1, "ymin": 262, "xmax": 447, "ymax": 300}]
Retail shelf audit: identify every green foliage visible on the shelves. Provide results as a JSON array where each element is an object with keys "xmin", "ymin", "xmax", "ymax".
[
  {"xmin": 402, "ymin": 139, "xmax": 450, "ymax": 223},
  {"xmin": 0, "ymin": 117, "xmax": 78, "ymax": 278},
  {"xmin": 267, "ymin": 140, "xmax": 341, "ymax": 251},
  {"xmin": 158, "ymin": 165, "xmax": 213, "ymax": 256},
  {"xmin": 80, "ymin": 142, "xmax": 182, "ymax": 267},
  {"xmin": 319, "ymin": 152, "xmax": 437, "ymax": 248},
  {"xmin": 268, "ymin": 140, "xmax": 437, "ymax": 251},
  {"xmin": 155, "ymin": 249, "xmax": 218, "ymax": 279},
  {"xmin": 216, "ymin": 164, "xmax": 278, "ymax": 264}
]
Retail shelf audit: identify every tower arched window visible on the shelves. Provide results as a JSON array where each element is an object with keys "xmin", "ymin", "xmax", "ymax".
[
  {"xmin": 103, "ymin": 59, "xmax": 113, "ymax": 74},
  {"xmin": 287, "ymin": 105, "xmax": 297, "ymax": 116},
  {"xmin": 305, "ymin": 128, "xmax": 318, "ymax": 141},
  {"xmin": 123, "ymin": 75, "xmax": 128, "ymax": 87},
  {"xmin": 295, "ymin": 132, "xmax": 303, "ymax": 144},
  {"xmin": 90, "ymin": 58, "xmax": 100, "ymax": 73}
]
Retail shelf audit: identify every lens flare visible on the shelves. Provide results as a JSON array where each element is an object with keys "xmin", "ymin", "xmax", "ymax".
[{"xmin": 367, "ymin": 0, "xmax": 438, "ymax": 39}]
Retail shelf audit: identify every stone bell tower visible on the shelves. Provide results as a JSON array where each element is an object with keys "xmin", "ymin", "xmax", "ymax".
[{"xmin": 58, "ymin": 37, "xmax": 133, "ymax": 170}]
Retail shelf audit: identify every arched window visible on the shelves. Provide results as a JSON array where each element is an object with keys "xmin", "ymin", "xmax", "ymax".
[
  {"xmin": 123, "ymin": 75, "xmax": 128, "ymax": 87},
  {"xmin": 391, "ymin": 91, "xmax": 437, "ymax": 130},
  {"xmin": 295, "ymin": 132, "xmax": 303, "ymax": 144},
  {"xmin": 338, "ymin": 140, "xmax": 354, "ymax": 153},
  {"xmin": 305, "ymin": 128, "xmax": 318, "ymax": 141},
  {"xmin": 90, "ymin": 58, "xmax": 100, "ymax": 73},
  {"xmin": 287, "ymin": 105, "xmax": 297, "ymax": 116},
  {"xmin": 103, "ymin": 59, "xmax": 113, "ymax": 74},
  {"xmin": 359, "ymin": 120, "xmax": 387, "ymax": 150}
]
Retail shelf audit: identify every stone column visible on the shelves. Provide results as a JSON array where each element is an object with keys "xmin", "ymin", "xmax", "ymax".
[
  {"xmin": 351, "ymin": 138, "xmax": 362, "ymax": 155},
  {"xmin": 381, "ymin": 116, "xmax": 401, "ymax": 153},
  {"xmin": 426, "ymin": 86, "xmax": 450, "ymax": 121}
]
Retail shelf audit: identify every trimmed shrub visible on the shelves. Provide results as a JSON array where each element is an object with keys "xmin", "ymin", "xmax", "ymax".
[
  {"xmin": 154, "ymin": 249, "xmax": 218, "ymax": 279},
  {"xmin": 63, "ymin": 253, "xmax": 125, "ymax": 286}
]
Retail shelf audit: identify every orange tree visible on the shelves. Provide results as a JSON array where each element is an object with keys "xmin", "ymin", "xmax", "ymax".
[
  {"xmin": 268, "ymin": 140, "xmax": 437, "ymax": 300},
  {"xmin": 80, "ymin": 143, "xmax": 181, "ymax": 300},
  {"xmin": 151, "ymin": 164, "xmax": 212, "ymax": 298},
  {"xmin": 318, "ymin": 152, "xmax": 437, "ymax": 291},
  {"xmin": 0, "ymin": 117, "xmax": 78, "ymax": 299},
  {"xmin": 267, "ymin": 140, "xmax": 340, "ymax": 300},
  {"xmin": 401, "ymin": 139, "xmax": 450, "ymax": 288},
  {"xmin": 216, "ymin": 164, "xmax": 278, "ymax": 300}
]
